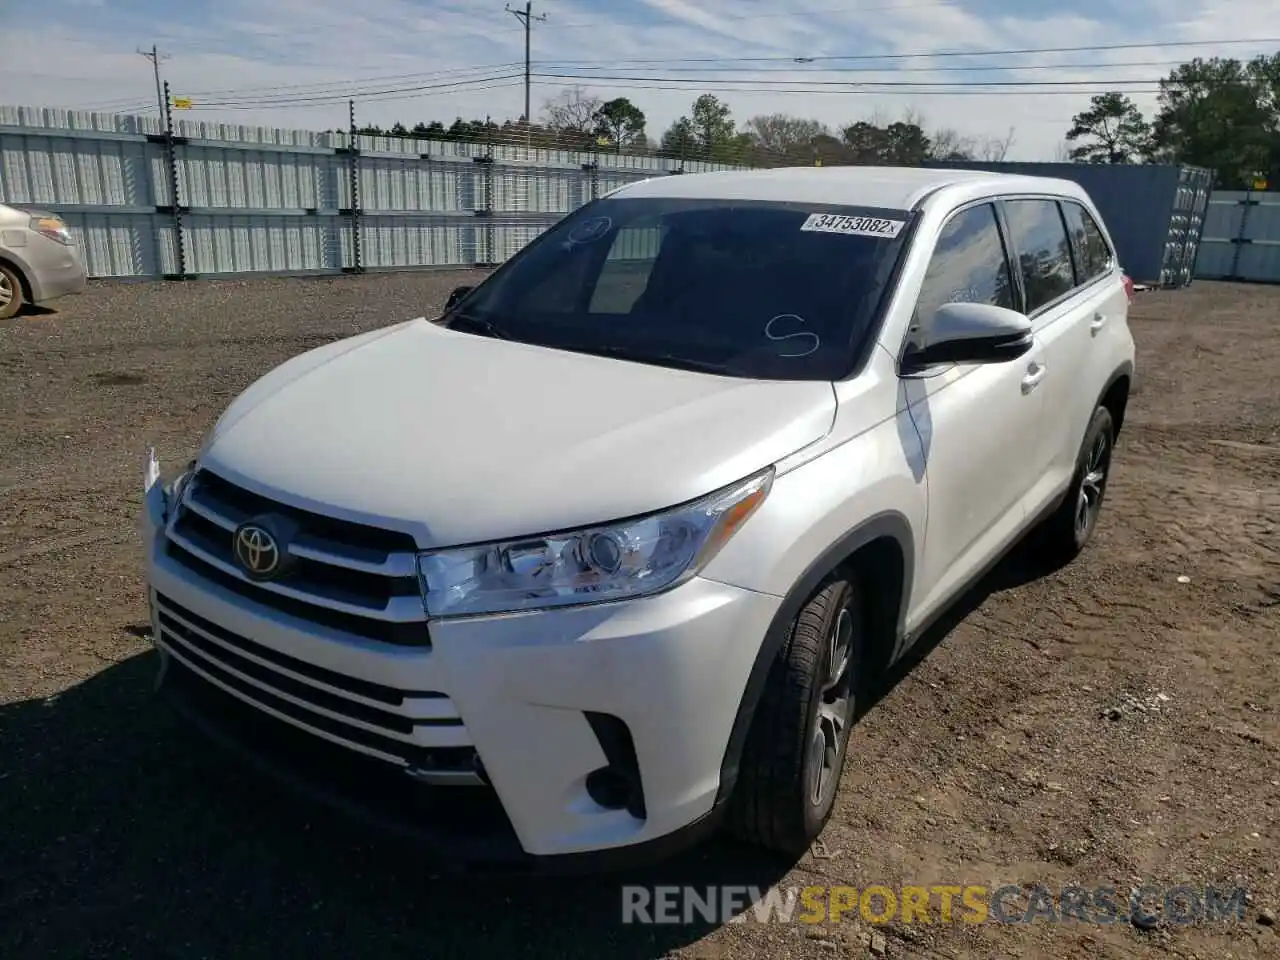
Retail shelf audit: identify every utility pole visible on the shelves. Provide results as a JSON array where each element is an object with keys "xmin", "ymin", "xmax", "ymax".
[
  {"xmin": 137, "ymin": 45, "xmax": 170, "ymax": 120},
  {"xmin": 506, "ymin": 1, "xmax": 546, "ymax": 125}
]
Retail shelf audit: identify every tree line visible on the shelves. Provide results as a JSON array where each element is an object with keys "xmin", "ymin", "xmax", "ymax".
[
  {"xmin": 1063, "ymin": 53, "xmax": 1279, "ymax": 188},
  {"xmin": 341, "ymin": 51, "xmax": 1280, "ymax": 188},
  {"xmin": 340, "ymin": 87, "xmax": 1015, "ymax": 166}
]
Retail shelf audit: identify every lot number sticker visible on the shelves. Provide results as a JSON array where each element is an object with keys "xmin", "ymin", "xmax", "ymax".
[{"xmin": 800, "ymin": 213, "xmax": 905, "ymax": 239}]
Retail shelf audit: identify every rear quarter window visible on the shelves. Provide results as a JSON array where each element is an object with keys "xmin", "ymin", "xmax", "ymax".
[{"xmin": 1060, "ymin": 201, "xmax": 1115, "ymax": 282}]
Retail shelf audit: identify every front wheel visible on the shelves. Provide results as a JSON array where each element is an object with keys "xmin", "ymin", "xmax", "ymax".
[
  {"xmin": 0, "ymin": 263, "xmax": 24, "ymax": 320},
  {"xmin": 1037, "ymin": 406, "xmax": 1115, "ymax": 564},
  {"xmin": 727, "ymin": 576, "xmax": 866, "ymax": 855}
]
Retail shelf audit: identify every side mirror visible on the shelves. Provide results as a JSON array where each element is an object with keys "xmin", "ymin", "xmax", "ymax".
[
  {"xmin": 901, "ymin": 301, "xmax": 1033, "ymax": 372},
  {"xmin": 445, "ymin": 285, "xmax": 474, "ymax": 311}
]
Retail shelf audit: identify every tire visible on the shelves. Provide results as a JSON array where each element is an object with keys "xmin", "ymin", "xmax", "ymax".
[
  {"xmin": 1037, "ymin": 406, "xmax": 1115, "ymax": 565},
  {"xmin": 727, "ymin": 575, "xmax": 867, "ymax": 855},
  {"xmin": 0, "ymin": 263, "xmax": 24, "ymax": 320}
]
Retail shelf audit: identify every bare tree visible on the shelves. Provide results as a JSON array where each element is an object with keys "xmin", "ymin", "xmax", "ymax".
[
  {"xmin": 977, "ymin": 127, "xmax": 1016, "ymax": 162},
  {"xmin": 899, "ymin": 107, "xmax": 929, "ymax": 131},
  {"xmin": 541, "ymin": 86, "xmax": 604, "ymax": 135},
  {"xmin": 928, "ymin": 127, "xmax": 976, "ymax": 161},
  {"xmin": 1051, "ymin": 140, "xmax": 1073, "ymax": 162},
  {"xmin": 744, "ymin": 114, "xmax": 829, "ymax": 155}
]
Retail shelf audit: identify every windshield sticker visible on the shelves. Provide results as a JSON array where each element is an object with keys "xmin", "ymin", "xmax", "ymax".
[
  {"xmin": 800, "ymin": 213, "xmax": 905, "ymax": 239},
  {"xmin": 564, "ymin": 216, "xmax": 613, "ymax": 246},
  {"xmin": 764, "ymin": 314, "xmax": 821, "ymax": 358}
]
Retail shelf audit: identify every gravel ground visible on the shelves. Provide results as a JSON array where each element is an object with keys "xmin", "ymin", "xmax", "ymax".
[{"xmin": 1, "ymin": 274, "xmax": 1278, "ymax": 959}]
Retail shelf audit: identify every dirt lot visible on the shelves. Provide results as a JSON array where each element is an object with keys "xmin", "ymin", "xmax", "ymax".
[{"xmin": 1, "ymin": 274, "xmax": 1277, "ymax": 959}]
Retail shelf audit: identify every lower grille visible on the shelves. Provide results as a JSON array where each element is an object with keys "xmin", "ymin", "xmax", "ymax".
[
  {"xmin": 160, "ymin": 656, "xmax": 525, "ymax": 861},
  {"xmin": 154, "ymin": 592, "xmax": 475, "ymax": 778}
]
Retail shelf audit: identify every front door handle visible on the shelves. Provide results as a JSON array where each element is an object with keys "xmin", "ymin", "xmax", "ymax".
[
  {"xmin": 1090, "ymin": 312, "xmax": 1108, "ymax": 334},
  {"xmin": 1021, "ymin": 362, "xmax": 1047, "ymax": 394}
]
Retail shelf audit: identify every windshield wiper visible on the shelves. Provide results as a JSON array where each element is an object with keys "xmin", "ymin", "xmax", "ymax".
[
  {"xmin": 447, "ymin": 312, "xmax": 513, "ymax": 341},
  {"xmin": 563, "ymin": 344, "xmax": 731, "ymax": 375}
]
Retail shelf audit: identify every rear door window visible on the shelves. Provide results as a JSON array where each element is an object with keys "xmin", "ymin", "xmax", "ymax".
[{"xmin": 1002, "ymin": 199, "xmax": 1077, "ymax": 313}]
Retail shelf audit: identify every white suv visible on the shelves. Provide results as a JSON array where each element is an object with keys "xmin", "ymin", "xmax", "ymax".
[{"xmin": 141, "ymin": 166, "xmax": 1135, "ymax": 870}]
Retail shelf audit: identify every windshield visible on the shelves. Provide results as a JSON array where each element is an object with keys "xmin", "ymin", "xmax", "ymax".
[{"xmin": 444, "ymin": 195, "xmax": 915, "ymax": 380}]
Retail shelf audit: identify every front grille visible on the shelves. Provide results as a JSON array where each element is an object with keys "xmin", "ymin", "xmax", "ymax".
[
  {"xmin": 154, "ymin": 592, "xmax": 475, "ymax": 774},
  {"xmin": 164, "ymin": 468, "xmax": 429, "ymax": 647}
]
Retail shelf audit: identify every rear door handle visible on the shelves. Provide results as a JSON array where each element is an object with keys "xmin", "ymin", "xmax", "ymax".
[
  {"xmin": 1090, "ymin": 312, "xmax": 1108, "ymax": 334},
  {"xmin": 1021, "ymin": 361, "xmax": 1046, "ymax": 393}
]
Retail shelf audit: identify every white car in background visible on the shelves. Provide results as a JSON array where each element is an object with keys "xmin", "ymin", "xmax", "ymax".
[
  {"xmin": 141, "ymin": 166, "xmax": 1135, "ymax": 871},
  {"xmin": 0, "ymin": 203, "xmax": 87, "ymax": 319}
]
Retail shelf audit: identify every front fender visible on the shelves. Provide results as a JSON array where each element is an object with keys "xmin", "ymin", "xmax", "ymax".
[{"xmin": 700, "ymin": 418, "xmax": 925, "ymax": 804}]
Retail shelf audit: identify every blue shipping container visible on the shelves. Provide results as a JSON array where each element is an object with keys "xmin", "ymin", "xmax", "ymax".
[{"xmin": 921, "ymin": 160, "xmax": 1215, "ymax": 288}]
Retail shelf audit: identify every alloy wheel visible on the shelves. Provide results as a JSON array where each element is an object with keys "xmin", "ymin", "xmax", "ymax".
[
  {"xmin": 807, "ymin": 604, "xmax": 856, "ymax": 809},
  {"xmin": 1075, "ymin": 431, "xmax": 1111, "ymax": 539}
]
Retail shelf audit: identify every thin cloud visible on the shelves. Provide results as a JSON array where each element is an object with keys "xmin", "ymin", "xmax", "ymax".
[{"xmin": 0, "ymin": 0, "xmax": 1274, "ymax": 157}]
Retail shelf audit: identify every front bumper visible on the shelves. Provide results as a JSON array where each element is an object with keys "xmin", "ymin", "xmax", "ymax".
[
  {"xmin": 29, "ymin": 244, "xmax": 87, "ymax": 303},
  {"xmin": 143, "ymin": 509, "xmax": 780, "ymax": 868}
]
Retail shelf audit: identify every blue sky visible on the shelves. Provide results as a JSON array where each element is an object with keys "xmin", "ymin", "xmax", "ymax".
[{"xmin": 2, "ymin": 0, "xmax": 1276, "ymax": 158}]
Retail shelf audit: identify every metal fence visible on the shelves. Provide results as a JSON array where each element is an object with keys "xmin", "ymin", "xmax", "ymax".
[
  {"xmin": 1193, "ymin": 190, "xmax": 1280, "ymax": 284},
  {"xmin": 5, "ymin": 103, "xmax": 1280, "ymax": 285},
  {"xmin": 0, "ymin": 104, "xmax": 745, "ymax": 279}
]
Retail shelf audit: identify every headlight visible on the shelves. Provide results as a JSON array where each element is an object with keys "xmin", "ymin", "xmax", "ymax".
[
  {"xmin": 30, "ymin": 215, "xmax": 73, "ymax": 245},
  {"xmin": 417, "ymin": 467, "xmax": 774, "ymax": 618}
]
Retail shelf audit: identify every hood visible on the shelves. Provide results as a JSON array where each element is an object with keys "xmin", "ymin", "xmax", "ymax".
[{"xmin": 200, "ymin": 319, "xmax": 836, "ymax": 548}]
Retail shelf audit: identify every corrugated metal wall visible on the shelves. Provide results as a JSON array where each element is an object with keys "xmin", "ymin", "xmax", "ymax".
[
  {"xmin": 7, "ymin": 105, "xmax": 1275, "ymax": 285},
  {"xmin": 1194, "ymin": 191, "xmax": 1280, "ymax": 283},
  {"xmin": 0, "ymin": 104, "xmax": 744, "ymax": 279},
  {"xmin": 922, "ymin": 159, "xmax": 1215, "ymax": 288}
]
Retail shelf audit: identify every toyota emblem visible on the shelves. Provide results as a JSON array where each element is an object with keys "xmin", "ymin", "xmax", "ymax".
[{"xmin": 233, "ymin": 522, "xmax": 281, "ymax": 579}]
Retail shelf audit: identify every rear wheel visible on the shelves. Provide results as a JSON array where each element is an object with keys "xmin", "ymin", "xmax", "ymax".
[
  {"xmin": 727, "ymin": 575, "xmax": 866, "ymax": 854},
  {"xmin": 1037, "ymin": 406, "xmax": 1115, "ymax": 564},
  {"xmin": 0, "ymin": 264, "xmax": 24, "ymax": 320}
]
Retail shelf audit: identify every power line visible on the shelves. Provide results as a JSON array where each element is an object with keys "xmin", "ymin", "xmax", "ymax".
[
  {"xmin": 90, "ymin": 33, "xmax": 1274, "ymax": 111},
  {"xmin": 73, "ymin": 32, "xmax": 1276, "ymax": 118},
  {"xmin": 535, "ymin": 72, "xmax": 1169, "ymax": 88},
  {"xmin": 86, "ymin": 56, "xmax": 1191, "ymax": 112},
  {"xmin": 83, "ymin": 59, "xmax": 1184, "ymax": 112},
  {"xmin": 187, "ymin": 80, "xmax": 528, "ymax": 111},
  {"xmin": 195, "ymin": 72, "xmax": 527, "ymax": 107},
  {"xmin": 163, "ymin": 62, "xmax": 524, "ymax": 100},
  {"xmin": 543, "ymin": 35, "xmax": 1280, "ymax": 65},
  {"xmin": 184, "ymin": 73, "xmax": 1167, "ymax": 112},
  {"xmin": 534, "ymin": 77, "xmax": 1164, "ymax": 97},
  {"xmin": 191, "ymin": 77, "xmax": 1165, "ymax": 113},
  {"xmin": 541, "ymin": 58, "xmax": 1193, "ymax": 76},
  {"xmin": 71, "ymin": 62, "xmax": 523, "ymax": 112},
  {"xmin": 506, "ymin": 1, "xmax": 548, "ymax": 123}
]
